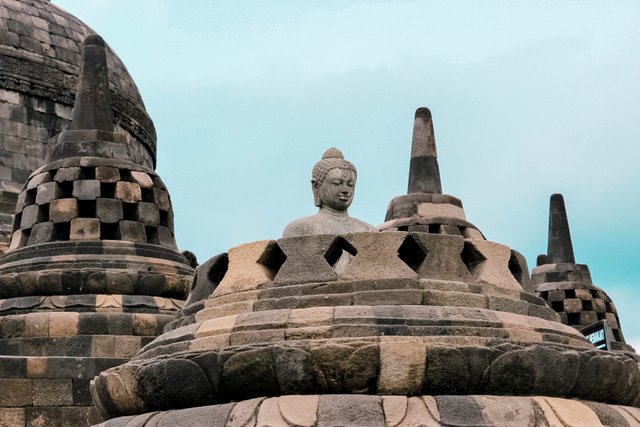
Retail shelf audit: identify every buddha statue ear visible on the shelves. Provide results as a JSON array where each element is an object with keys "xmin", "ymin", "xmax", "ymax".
[{"xmin": 312, "ymin": 179, "xmax": 321, "ymax": 207}]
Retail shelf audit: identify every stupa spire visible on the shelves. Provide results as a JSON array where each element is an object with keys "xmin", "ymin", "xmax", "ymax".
[
  {"xmin": 547, "ymin": 193, "xmax": 575, "ymax": 264},
  {"xmin": 408, "ymin": 107, "xmax": 442, "ymax": 194},
  {"xmin": 70, "ymin": 34, "xmax": 113, "ymax": 131}
]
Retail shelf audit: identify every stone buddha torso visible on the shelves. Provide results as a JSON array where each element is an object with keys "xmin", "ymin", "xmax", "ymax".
[{"xmin": 282, "ymin": 148, "xmax": 377, "ymax": 237}]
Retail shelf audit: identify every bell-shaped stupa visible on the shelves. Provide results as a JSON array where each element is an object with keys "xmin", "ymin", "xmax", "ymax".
[
  {"xmin": 380, "ymin": 108, "xmax": 483, "ymax": 240},
  {"xmin": 91, "ymin": 108, "xmax": 640, "ymax": 426},
  {"xmin": 0, "ymin": 35, "xmax": 194, "ymax": 426},
  {"xmin": 532, "ymin": 193, "xmax": 634, "ymax": 353}
]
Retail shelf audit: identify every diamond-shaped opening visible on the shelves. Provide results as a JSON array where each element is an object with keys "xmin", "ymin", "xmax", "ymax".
[
  {"xmin": 508, "ymin": 250, "xmax": 524, "ymax": 286},
  {"xmin": 324, "ymin": 236, "xmax": 357, "ymax": 267},
  {"xmin": 122, "ymin": 202, "xmax": 137, "ymax": 220},
  {"xmin": 428, "ymin": 224, "xmax": 441, "ymax": 234},
  {"xmin": 397, "ymin": 234, "xmax": 427, "ymax": 272},
  {"xmin": 582, "ymin": 299, "xmax": 593, "ymax": 311},
  {"xmin": 206, "ymin": 252, "xmax": 229, "ymax": 290},
  {"xmin": 565, "ymin": 289, "xmax": 576, "ymax": 298},
  {"xmin": 461, "ymin": 241, "xmax": 486, "ymax": 274},
  {"xmin": 58, "ymin": 181, "xmax": 73, "ymax": 198},
  {"xmin": 257, "ymin": 241, "xmax": 287, "ymax": 280}
]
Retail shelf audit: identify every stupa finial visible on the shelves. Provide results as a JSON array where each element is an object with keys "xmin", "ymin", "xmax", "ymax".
[
  {"xmin": 407, "ymin": 107, "xmax": 442, "ymax": 194},
  {"xmin": 70, "ymin": 34, "xmax": 113, "ymax": 131},
  {"xmin": 547, "ymin": 193, "xmax": 575, "ymax": 264}
]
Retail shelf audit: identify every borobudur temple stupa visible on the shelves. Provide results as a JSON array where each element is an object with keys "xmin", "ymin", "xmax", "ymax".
[
  {"xmin": 533, "ymin": 193, "xmax": 634, "ymax": 354},
  {"xmin": 0, "ymin": 0, "xmax": 157, "ymax": 254},
  {"xmin": 0, "ymin": 27, "xmax": 194, "ymax": 427},
  {"xmin": 89, "ymin": 109, "xmax": 640, "ymax": 426},
  {"xmin": 0, "ymin": 2, "xmax": 639, "ymax": 427}
]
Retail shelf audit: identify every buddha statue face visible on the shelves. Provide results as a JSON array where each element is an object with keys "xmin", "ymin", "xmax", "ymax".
[{"xmin": 313, "ymin": 168, "xmax": 356, "ymax": 212}]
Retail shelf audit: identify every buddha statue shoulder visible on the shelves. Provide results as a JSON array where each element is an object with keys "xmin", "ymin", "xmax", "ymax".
[{"xmin": 283, "ymin": 148, "xmax": 378, "ymax": 237}]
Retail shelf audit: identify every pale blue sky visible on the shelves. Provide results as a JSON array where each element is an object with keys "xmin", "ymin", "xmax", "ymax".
[{"xmin": 55, "ymin": 1, "xmax": 640, "ymax": 349}]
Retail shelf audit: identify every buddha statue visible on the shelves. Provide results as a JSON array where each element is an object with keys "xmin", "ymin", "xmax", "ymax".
[{"xmin": 283, "ymin": 148, "xmax": 377, "ymax": 237}]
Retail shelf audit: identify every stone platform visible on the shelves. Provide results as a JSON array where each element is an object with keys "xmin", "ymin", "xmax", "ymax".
[{"xmin": 96, "ymin": 394, "xmax": 640, "ymax": 427}]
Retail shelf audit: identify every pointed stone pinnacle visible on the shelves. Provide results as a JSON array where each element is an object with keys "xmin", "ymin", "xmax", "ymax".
[
  {"xmin": 547, "ymin": 193, "xmax": 575, "ymax": 264},
  {"xmin": 70, "ymin": 34, "xmax": 114, "ymax": 131},
  {"xmin": 407, "ymin": 107, "xmax": 442, "ymax": 194}
]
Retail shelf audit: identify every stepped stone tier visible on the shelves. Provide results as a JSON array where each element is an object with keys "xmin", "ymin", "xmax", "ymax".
[
  {"xmin": 533, "ymin": 194, "xmax": 633, "ymax": 353},
  {"xmin": 92, "ymin": 109, "xmax": 640, "ymax": 426},
  {"xmin": 380, "ymin": 108, "xmax": 484, "ymax": 241},
  {"xmin": 0, "ymin": 0, "xmax": 156, "ymax": 251},
  {"xmin": 0, "ymin": 34, "xmax": 194, "ymax": 426}
]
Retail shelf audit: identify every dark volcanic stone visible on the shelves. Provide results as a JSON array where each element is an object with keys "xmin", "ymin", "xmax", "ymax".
[
  {"xmin": 317, "ymin": 395, "xmax": 384, "ymax": 427},
  {"xmin": 436, "ymin": 395, "xmax": 490, "ymax": 427},
  {"xmin": 221, "ymin": 347, "xmax": 279, "ymax": 400}
]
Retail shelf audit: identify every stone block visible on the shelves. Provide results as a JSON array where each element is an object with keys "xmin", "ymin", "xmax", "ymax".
[
  {"xmin": 20, "ymin": 203, "xmax": 45, "ymax": 228},
  {"xmin": 61, "ymin": 406, "xmax": 102, "ymax": 427},
  {"xmin": 70, "ymin": 218, "xmax": 100, "ymax": 240},
  {"xmin": 317, "ymin": 395, "xmax": 385, "ymax": 427},
  {"xmin": 35, "ymin": 181, "xmax": 62, "ymax": 204},
  {"xmin": 277, "ymin": 395, "xmax": 319, "ymax": 427},
  {"xmin": 275, "ymin": 235, "xmax": 338, "ymax": 284},
  {"xmin": 117, "ymin": 220, "xmax": 147, "ymax": 243},
  {"xmin": 0, "ymin": 408, "xmax": 24, "ymax": 427},
  {"xmin": 157, "ymin": 225, "xmax": 176, "ymax": 247},
  {"xmin": 154, "ymin": 188, "xmax": 171, "ymax": 210},
  {"xmin": 464, "ymin": 240, "xmax": 521, "ymax": 290},
  {"xmin": 92, "ymin": 336, "xmax": 115, "ymax": 357},
  {"xmin": 96, "ymin": 198, "xmax": 123, "ymax": 223},
  {"xmin": 54, "ymin": 166, "xmax": 82, "ymax": 182},
  {"xmin": 32, "ymin": 378, "xmax": 73, "ymax": 406},
  {"xmin": 25, "ymin": 313, "xmax": 50, "ymax": 338},
  {"xmin": 95, "ymin": 166, "xmax": 120, "ymax": 183},
  {"xmin": 130, "ymin": 170, "xmax": 154, "ymax": 188},
  {"xmin": 135, "ymin": 201, "xmax": 160, "ymax": 226},
  {"xmin": 27, "ymin": 221, "xmax": 55, "ymax": 245},
  {"xmin": 341, "ymin": 232, "xmax": 418, "ymax": 280},
  {"xmin": 563, "ymin": 298, "xmax": 582, "ymax": 314},
  {"xmin": 26, "ymin": 171, "xmax": 50, "ymax": 189},
  {"xmin": 25, "ymin": 407, "xmax": 61, "ymax": 427},
  {"xmin": 49, "ymin": 312, "xmax": 79, "ymax": 336},
  {"xmin": 73, "ymin": 179, "xmax": 101, "ymax": 200},
  {"xmin": 0, "ymin": 379, "xmax": 31, "ymax": 406},
  {"xmin": 115, "ymin": 181, "xmax": 141, "ymax": 203},
  {"xmin": 378, "ymin": 336, "xmax": 426, "ymax": 394},
  {"xmin": 592, "ymin": 298, "xmax": 606, "ymax": 313},
  {"xmin": 214, "ymin": 240, "xmax": 274, "ymax": 296},
  {"xmin": 411, "ymin": 233, "xmax": 471, "ymax": 281},
  {"xmin": 548, "ymin": 289, "xmax": 565, "ymax": 302},
  {"xmin": 114, "ymin": 336, "xmax": 140, "ymax": 358},
  {"xmin": 534, "ymin": 397, "xmax": 603, "ymax": 426},
  {"xmin": 49, "ymin": 198, "xmax": 78, "ymax": 223},
  {"xmin": 579, "ymin": 310, "xmax": 597, "ymax": 326}
]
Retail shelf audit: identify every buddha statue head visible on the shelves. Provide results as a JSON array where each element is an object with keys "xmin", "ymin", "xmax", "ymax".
[{"xmin": 311, "ymin": 148, "xmax": 357, "ymax": 212}]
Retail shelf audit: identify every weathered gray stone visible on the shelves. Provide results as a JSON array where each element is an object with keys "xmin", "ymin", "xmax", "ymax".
[
  {"xmin": 95, "ymin": 166, "xmax": 120, "ymax": 183},
  {"xmin": 70, "ymin": 218, "xmax": 100, "ymax": 240},
  {"xmin": 283, "ymin": 148, "xmax": 376, "ymax": 237},
  {"xmin": 274, "ymin": 235, "xmax": 338, "ymax": 284},
  {"xmin": 115, "ymin": 181, "xmax": 141, "ymax": 203},
  {"xmin": 135, "ymin": 201, "xmax": 160, "ymax": 226},
  {"xmin": 317, "ymin": 395, "xmax": 384, "ymax": 427},
  {"xmin": 35, "ymin": 181, "xmax": 62, "ymax": 205},
  {"xmin": 117, "ymin": 220, "xmax": 146, "ymax": 243},
  {"xmin": 72, "ymin": 179, "xmax": 101, "ymax": 200},
  {"xmin": 49, "ymin": 198, "xmax": 78, "ymax": 222},
  {"xmin": 96, "ymin": 198, "xmax": 123, "ymax": 223}
]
